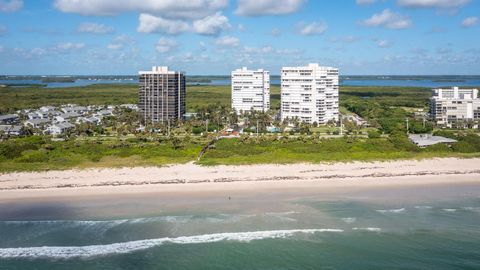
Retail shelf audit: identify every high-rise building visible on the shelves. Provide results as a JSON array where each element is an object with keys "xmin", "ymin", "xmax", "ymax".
[
  {"xmin": 281, "ymin": 63, "xmax": 339, "ymax": 124},
  {"xmin": 231, "ymin": 67, "xmax": 270, "ymax": 113},
  {"xmin": 138, "ymin": 66, "xmax": 186, "ymax": 123},
  {"xmin": 430, "ymin": 87, "xmax": 480, "ymax": 127}
]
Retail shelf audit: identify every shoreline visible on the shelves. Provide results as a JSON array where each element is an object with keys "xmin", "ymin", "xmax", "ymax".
[{"xmin": 1, "ymin": 158, "xmax": 479, "ymax": 202}]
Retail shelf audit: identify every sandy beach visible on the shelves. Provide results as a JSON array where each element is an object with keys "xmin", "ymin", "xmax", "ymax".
[{"xmin": 0, "ymin": 158, "xmax": 479, "ymax": 203}]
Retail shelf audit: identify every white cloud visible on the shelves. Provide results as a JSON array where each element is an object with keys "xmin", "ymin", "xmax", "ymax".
[
  {"xmin": 0, "ymin": 0, "xmax": 22, "ymax": 12},
  {"xmin": 54, "ymin": 0, "xmax": 227, "ymax": 20},
  {"xmin": 215, "ymin": 35, "xmax": 240, "ymax": 47},
  {"xmin": 77, "ymin": 22, "xmax": 114, "ymax": 34},
  {"xmin": 235, "ymin": 0, "xmax": 305, "ymax": 16},
  {"xmin": 0, "ymin": 45, "xmax": 4, "ymax": 53},
  {"xmin": 361, "ymin": 9, "xmax": 412, "ymax": 29},
  {"xmin": 138, "ymin": 14, "xmax": 190, "ymax": 35},
  {"xmin": 330, "ymin": 35, "xmax": 360, "ymax": 43},
  {"xmin": 155, "ymin": 38, "xmax": 178, "ymax": 53},
  {"xmin": 377, "ymin": 40, "xmax": 391, "ymax": 48},
  {"xmin": 270, "ymin": 28, "xmax": 282, "ymax": 36},
  {"xmin": 54, "ymin": 42, "xmax": 85, "ymax": 51},
  {"xmin": 397, "ymin": 0, "xmax": 470, "ymax": 9},
  {"xmin": 0, "ymin": 25, "xmax": 6, "ymax": 35},
  {"xmin": 139, "ymin": 12, "xmax": 230, "ymax": 36},
  {"xmin": 107, "ymin": 44, "xmax": 123, "ymax": 50},
  {"xmin": 298, "ymin": 21, "xmax": 328, "ymax": 35},
  {"xmin": 462, "ymin": 17, "xmax": 478, "ymax": 28},
  {"xmin": 192, "ymin": 12, "xmax": 231, "ymax": 36},
  {"xmin": 356, "ymin": 0, "xmax": 377, "ymax": 5},
  {"xmin": 107, "ymin": 35, "xmax": 135, "ymax": 50}
]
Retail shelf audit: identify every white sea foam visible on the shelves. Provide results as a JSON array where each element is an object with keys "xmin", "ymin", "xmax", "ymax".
[
  {"xmin": 414, "ymin": 206, "xmax": 432, "ymax": 209},
  {"xmin": 341, "ymin": 218, "xmax": 356, "ymax": 224},
  {"xmin": 376, "ymin": 208, "xmax": 406, "ymax": 214},
  {"xmin": 462, "ymin": 207, "xmax": 480, "ymax": 212},
  {"xmin": 443, "ymin": 208, "xmax": 457, "ymax": 212},
  {"xmin": 0, "ymin": 229, "xmax": 343, "ymax": 259},
  {"xmin": 352, "ymin": 227, "xmax": 382, "ymax": 232}
]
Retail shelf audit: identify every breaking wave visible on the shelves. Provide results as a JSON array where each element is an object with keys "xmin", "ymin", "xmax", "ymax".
[
  {"xmin": 376, "ymin": 208, "xmax": 406, "ymax": 214},
  {"xmin": 352, "ymin": 227, "xmax": 382, "ymax": 232},
  {"xmin": 0, "ymin": 229, "xmax": 343, "ymax": 259}
]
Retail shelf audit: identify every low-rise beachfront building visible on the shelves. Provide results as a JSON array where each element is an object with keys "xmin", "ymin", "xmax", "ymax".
[
  {"xmin": 25, "ymin": 118, "xmax": 50, "ymax": 128},
  {"xmin": 0, "ymin": 114, "xmax": 19, "ymax": 125},
  {"xmin": 61, "ymin": 105, "xmax": 88, "ymax": 115},
  {"xmin": 231, "ymin": 67, "xmax": 270, "ymax": 113},
  {"xmin": 47, "ymin": 122, "xmax": 75, "ymax": 135},
  {"xmin": 281, "ymin": 63, "xmax": 339, "ymax": 125},
  {"xmin": 54, "ymin": 112, "xmax": 81, "ymax": 123},
  {"xmin": 430, "ymin": 87, "xmax": 480, "ymax": 127},
  {"xmin": 0, "ymin": 125, "xmax": 22, "ymax": 136}
]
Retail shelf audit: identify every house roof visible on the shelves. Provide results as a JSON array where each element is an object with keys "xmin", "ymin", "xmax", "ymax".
[
  {"xmin": 26, "ymin": 118, "xmax": 50, "ymax": 125},
  {"xmin": 0, "ymin": 114, "xmax": 18, "ymax": 121},
  {"xmin": 409, "ymin": 134, "xmax": 457, "ymax": 147}
]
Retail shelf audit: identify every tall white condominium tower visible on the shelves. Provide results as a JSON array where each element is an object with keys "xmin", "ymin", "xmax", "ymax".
[
  {"xmin": 430, "ymin": 87, "xmax": 480, "ymax": 127},
  {"xmin": 231, "ymin": 67, "xmax": 270, "ymax": 113},
  {"xmin": 138, "ymin": 66, "xmax": 186, "ymax": 123},
  {"xmin": 281, "ymin": 63, "xmax": 339, "ymax": 124}
]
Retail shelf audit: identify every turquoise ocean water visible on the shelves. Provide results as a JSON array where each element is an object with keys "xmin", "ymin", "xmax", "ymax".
[{"xmin": 1, "ymin": 195, "xmax": 480, "ymax": 269}]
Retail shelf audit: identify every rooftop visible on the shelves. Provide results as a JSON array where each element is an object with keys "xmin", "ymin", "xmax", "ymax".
[{"xmin": 408, "ymin": 134, "xmax": 457, "ymax": 148}]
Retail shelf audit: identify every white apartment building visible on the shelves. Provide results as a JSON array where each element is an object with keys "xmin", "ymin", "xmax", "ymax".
[
  {"xmin": 231, "ymin": 67, "xmax": 270, "ymax": 113},
  {"xmin": 430, "ymin": 87, "xmax": 480, "ymax": 127},
  {"xmin": 281, "ymin": 63, "xmax": 339, "ymax": 124}
]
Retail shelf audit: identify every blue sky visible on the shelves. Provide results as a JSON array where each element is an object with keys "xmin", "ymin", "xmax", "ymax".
[{"xmin": 0, "ymin": 0, "xmax": 479, "ymax": 75}]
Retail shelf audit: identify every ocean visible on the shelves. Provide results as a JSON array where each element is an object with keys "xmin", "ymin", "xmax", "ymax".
[
  {"xmin": 1, "ymin": 185, "xmax": 480, "ymax": 269},
  {"xmin": 2, "ymin": 76, "xmax": 480, "ymax": 88}
]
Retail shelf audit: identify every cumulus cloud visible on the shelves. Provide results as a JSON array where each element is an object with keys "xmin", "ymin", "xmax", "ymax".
[
  {"xmin": 235, "ymin": 0, "xmax": 305, "ymax": 16},
  {"xmin": 138, "ymin": 12, "xmax": 230, "ymax": 36},
  {"xmin": 77, "ymin": 22, "xmax": 114, "ymax": 34},
  {"xmin": 155, "ymin": 38, "xmax": 178, "ymax": 53},
  {"xmin": 298, "ymin": 21, "xmax": 328, "ymax": 35},
  {"xmin": 54, "ymin": 42, "xmax": 85, "ymax": 52},
  {"xmin": 0, "ymin": 0, "xmax": 22, "ymax": 12},
  {"xmin": 215, "ymin": 35, "xmax": 240, "ymax": 47},
  {"xmin": 192, "ymin": 12, "xmax": 231, "ymax": 35},
  {"xmin": 53, "ymin": 0, "xmax": 227, "ymax": 20},
  {"xmin": 138, "ymin": 14, "xmax": 190, "ymax": 35},
  {"xmin": 377, "ymin": 40, "xmax": 391, "ymax": 48},
  {"xmin": 397, "ymin": 0, "xmax": 470, "ymax": 9},
  {"xmin": 361, "ymin": 9, "xmax": 412, "ymax": 29},
  {"xmin": 461, "ymin": 17, "xmax": 478, "ymax": 28}
]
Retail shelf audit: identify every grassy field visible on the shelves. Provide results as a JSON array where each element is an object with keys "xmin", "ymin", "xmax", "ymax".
[
  {"xmin": 0, "ymin": 83, "xmax": 426, "ymax": 114},
  {"xmin": 0, "ymin": 136, "xmax": 204, "ymax": 172},
  {"xmin": 0, "ymin": 84, "xmax": 238, "ymax": 113},
  {"xmin": 199, "ymin": 135, "xmax": 480, "ymax": 165},
  {"xmin": 1, "ymin": 131, "xmax": 480, "ymax": 172},
  {"xmin": 0, "ymin": 84, "xmax": 138, "ymax": 113}
]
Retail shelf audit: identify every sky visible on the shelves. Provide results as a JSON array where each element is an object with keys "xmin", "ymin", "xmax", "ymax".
[{"xmin": 0, "ymin": 0, "xmax": 479, "ymax": 75}]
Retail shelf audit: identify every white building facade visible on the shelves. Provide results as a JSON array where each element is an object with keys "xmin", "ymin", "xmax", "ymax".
[
  {"xmin": 430, "ymin": 87, "xmax": 480, "ymax": 127},
  {"xmin": 231, "ymin": 67, "xmax": 270, "ymax": 113},
  {"xmin": 281, "ymin": 63, "xmax": 339, "ymax": 124}
]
